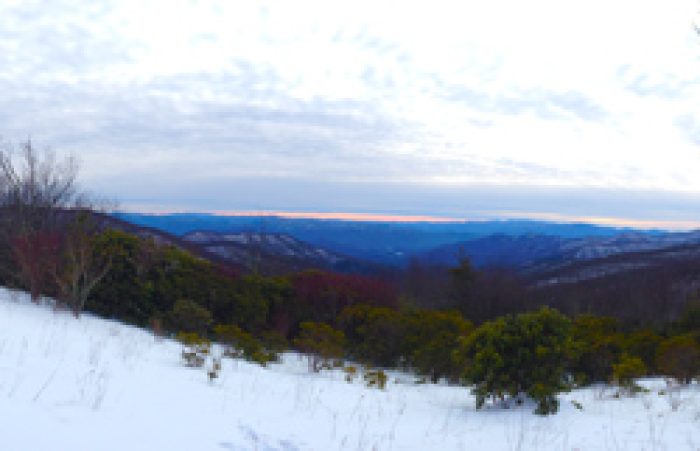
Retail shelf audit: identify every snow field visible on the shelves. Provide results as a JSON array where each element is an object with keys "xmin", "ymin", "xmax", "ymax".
[{"xmin": 0, "ymin": 288, "xmax": 698, "ymax": 450}]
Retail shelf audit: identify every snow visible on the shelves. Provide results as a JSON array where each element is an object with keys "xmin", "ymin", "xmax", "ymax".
[{"xmin": 0, "ymin": 289, "xmax": 698, "ymax": 450}]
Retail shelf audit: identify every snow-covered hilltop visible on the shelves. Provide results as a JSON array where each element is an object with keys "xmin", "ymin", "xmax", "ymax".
[
  {"xmin": 181, "ymin": 230, "xmax": 376, "ymax": 274},
  {"xmin": 0, "ymin": 289, "xmax": 698, "ymax": 450}
]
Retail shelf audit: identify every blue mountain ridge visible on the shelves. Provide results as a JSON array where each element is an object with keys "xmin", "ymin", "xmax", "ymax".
[{"xmin": 114, "ymin": 213, "xmax": 650, "ymax": 267}]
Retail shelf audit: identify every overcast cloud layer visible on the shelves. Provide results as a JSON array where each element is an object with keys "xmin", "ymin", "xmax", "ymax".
[{"xmin": 1, "ymin": 1, "xmax": 700, "ymax": 227}]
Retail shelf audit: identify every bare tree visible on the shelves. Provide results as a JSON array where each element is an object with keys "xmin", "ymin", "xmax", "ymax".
[
  {"xmin": 0, "ymin": 139, "xmax": 80, "ymax": 229},
  {"xmin": 51, "ymin": 213, "xmax": 112, "ymax": 317},
  {"xmin": 0, "ymin": 139, "xmax": 84, "ymax": 301}
]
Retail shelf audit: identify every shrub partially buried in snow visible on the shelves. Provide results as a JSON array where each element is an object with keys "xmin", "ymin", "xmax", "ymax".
[
  {"xmin": 456, "ymin": 307, "xmax": 573, "ymax": 415},
  {"xmin": 343, "ymin": 365, "xmax": 359, "ymax": 383},
  {"xmin": 214, "ymin": 324, "xmax": 278, "ymax": 366},
  {"xmin": 656, "ymin": 335, "xmax": 700, "ymax": 385},
  {"xmin": 169, "ymin": 299, "xmax": 213, "ymax": 334},
  {"xmin": 364, "ymin": 369, "xmax": 388, "ymax": 389},
  {"xmin": 177, "ymin": 332, "xmax": 211, "ymax": 368},
  {"xmin": 293, "ymin": 322, "xmax": 345, "ymax": 372},
  {"xmin": 612, "ymin": 354, "xmax": 647, "ymax": 395}
]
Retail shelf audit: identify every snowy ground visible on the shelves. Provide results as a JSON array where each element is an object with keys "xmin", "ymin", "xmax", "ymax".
[{"xmin": 0, "ymin": 289, "xmax": 698, "ymax": 451}]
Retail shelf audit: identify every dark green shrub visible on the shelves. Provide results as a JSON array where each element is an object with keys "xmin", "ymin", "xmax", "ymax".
[
  {"xmin": 248, "ymin": 349, "xmax": 278, "ymax": 366},
  {"xmin": 259, "ymin": 330, "xmax": 289, "ymax": 353},
  {"xmin": 293, "ymin": 322, "xmax": 346, "ymax": 372},
  {"xmin": 168, "ymin": 299, "xmax": 213, "ymax": 334},
  {"xmin": 406, "ymin": 309, "xmax": 473, "ymax": 382},
  {"xmin": 612, "ymin": 354, "xmax": 647, "ymax": 394},
  {"xmin": 569, "ymin": 315, "xmax": 623, "ymax": 384},
  {"xmin": 87, "ymin": 230, "xmax": 150, "ymax": 325},
  {"xmin": 656, "ymin": 334, "xmax": 700, "ymax": 384},
  {"xmin": 176, "ymin": 331, "xmax": 210, "ymax": 346},
  {"xmin": 411, "ymin": 331, "xmax": 464, "ymax": 383},
  {"xmin": 214, "ymin": 324, "xmax": 278, "ymax": 365},
  {"xmin": 456, "ymin": 307, "xmax": 573, "ymax": 415},
  {"xmin": 89, "ymin": 230, "xmax": 242, "ymax": 329},
  {"xmin": 215, "ymin": 324, "xmax": 251, "ymax": 358},
  {"xmin": 622, "ymin": 329, "xmax": 662, "ymax": 373},
  {"xmin": 225, "ymin": 275, "xmax": 290, "ymax": 333},
  {"xmin": 337, "ymin": 305, "xmax": 408, "ymax": 367}
]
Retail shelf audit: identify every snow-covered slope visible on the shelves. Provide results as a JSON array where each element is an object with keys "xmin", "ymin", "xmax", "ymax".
[{"xmin": 0, "ymin": 290, "xmax": 698, "ymax": 450}]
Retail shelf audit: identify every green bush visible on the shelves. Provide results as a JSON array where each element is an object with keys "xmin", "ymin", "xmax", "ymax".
[
  {"xmin": 88, "ymin": 231, "xmax": 242, "ymax": 328},
  {"xmin": 456, "ymin": 307, "xmax": 573, "ymax": 415},
  {"xmin": 406, "ymin": 309, "xmax": 473, "ymax": 383},
  {"xmin": 248, "ymin": 349, "xmax": 278, "ymax": 366},
  {"xmin": 176, "ymin": 331, "xmax": 210, "ymax": 346},
  {"xmin": 338, "ymin": 305, "xmax": 408, "ymax": 367},
  {"xmin": 87, "ymin": 230, "xmax": 150, "ymax": 325},
  {"xmin": 338, "ymin": 306, "xmax": 472, "ymax": 381},
  {"xmin": 656, "ymin": 334, "xmax": 700, "ymax": 384},
  {"xmin": 215, "ymin": 324, "xmax": 250, "ymax": 357},
  {"xmin": 224, "ymin": 275, "xmax": 290, "ymax": 333},
  {"xmin": 259, "ymin": 330, "xmax": 289, "ymax": 353},
  {"xmin": 168, "ymin": 299, "xmax": 213, "ymax": 334},
  {"xmin": 612, "ymin": 354, "xmax": 647, "ymax": 394},
  {"xmin": 214, "ymin": 324, "xmax": 277, "ymax": 366},
  {"xmin": 411, "ymin": 331, "xmax": 462, "ymax": 383},
  {"xmin": 293, "ymin": 322, "xmax": 346, "ymax": 372},
  {"xmin": 569, "ymin": 315, "xmax": 623, "ymax": 384},
  {"xmin": 622, "ymin": 329, "xmax": 661, "ymax": 374}
]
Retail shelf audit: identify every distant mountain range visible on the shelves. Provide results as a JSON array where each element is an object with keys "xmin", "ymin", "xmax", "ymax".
[
  {"xmin": 420, "ymin": 230, "xmax": 700, "ymax": 271},
  {"xmin": 115, "ymin": 213, "xmax": 635, "ymax": 266},
  {"xmin": 114, "ymin": 213, "xmax": 700, "ymax": 287}
]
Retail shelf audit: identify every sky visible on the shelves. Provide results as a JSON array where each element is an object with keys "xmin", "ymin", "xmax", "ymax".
[{"xmin": 1, "ymin": 0, "xmax": 700, "ymax": 228}]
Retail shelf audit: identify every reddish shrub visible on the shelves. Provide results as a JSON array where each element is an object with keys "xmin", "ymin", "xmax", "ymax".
[{"xmin": 289, "ymin": 270, "xmax": 397, "ymax": 324}]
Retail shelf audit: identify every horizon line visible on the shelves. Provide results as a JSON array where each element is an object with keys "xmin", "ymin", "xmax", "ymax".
[
  {"xmin": 118, "ymin": 208, "xmax": 700, "ymax": 231},
  {"xmin": 123, "ymin": 209, "xmax": 471, "ymax": 223}
]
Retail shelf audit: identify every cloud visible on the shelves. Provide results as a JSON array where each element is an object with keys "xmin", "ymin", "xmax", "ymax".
[
  {"xmin": 0, "ymin": 1, "xmax": 134, "ymax": 78},
  {"xmin": 108, "ymin": 175, "xmax": 700, "ymax": 229},
  {"xmin": 625, "ymin": 73, "xmax": 699, "ymax": 99},
  {"xmin": 1, "ymin": 0, "xmax": 700, "ymax": 224},
  {"xmin": 675, "ymin": 113, "xmax": 700, "ymax": 146},
  {"xmin": 445, "ymin": 84, "xmax": 607, "ymax": 121},
  {"xmin": 0, "ymin": 67, "xmax": 408, "ymax": 176}
]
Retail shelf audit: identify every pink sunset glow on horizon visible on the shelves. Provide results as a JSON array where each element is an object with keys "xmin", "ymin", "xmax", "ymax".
[
  {"xmin": 138, "ymin": 209, "xmax": 471, "ymax": 223},
  {"xmin": 124, "ymin": 207, "xmax": 700, "ymax": 231},
  {"xmin": 215, "ymin": 211, "xmax": 472, "ymax": 223}
]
